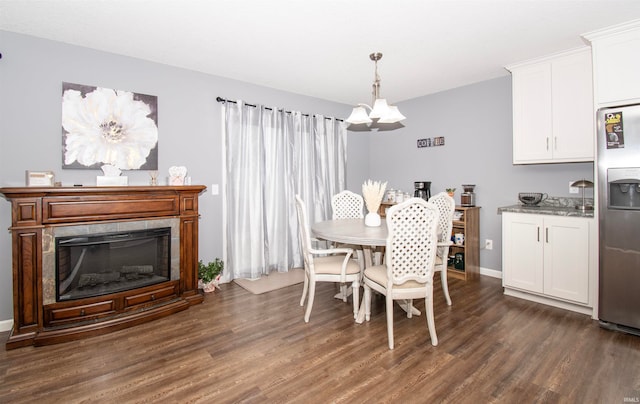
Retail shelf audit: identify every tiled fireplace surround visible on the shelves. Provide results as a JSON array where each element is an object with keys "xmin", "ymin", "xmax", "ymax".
[
  {"xmin": 0, "ymin": 185, "xmax": 206, "ymax": 349},
  {"xmin": 42, "ymin": 218, "xmax": 181, "ymax": 305}
]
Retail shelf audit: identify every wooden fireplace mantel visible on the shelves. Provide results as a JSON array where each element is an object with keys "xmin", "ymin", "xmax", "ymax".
[{"xmin": 0, "ymin": 185, "xmax": 206, "ymax": 349}]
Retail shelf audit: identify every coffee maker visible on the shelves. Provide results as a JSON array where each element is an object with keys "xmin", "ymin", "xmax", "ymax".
[
  {"xmin": 461, "ymin": 184, "xmax": 476, "ymax": 207},
  {"xmin": 414, "ymin": 181, "xmax": 431, "ymax": 200}
]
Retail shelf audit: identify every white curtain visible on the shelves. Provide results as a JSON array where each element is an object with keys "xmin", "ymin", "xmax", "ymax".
[{"xmin": 223, "ymin": 100, "xmax": 347, "ymax": 280}]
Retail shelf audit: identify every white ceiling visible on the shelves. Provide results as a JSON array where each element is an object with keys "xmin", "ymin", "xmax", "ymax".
[{"xmin": 2, "ymin": 0, "xmax": 640, "ymax": 106}]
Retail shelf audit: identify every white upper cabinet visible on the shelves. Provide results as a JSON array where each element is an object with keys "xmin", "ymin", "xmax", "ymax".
[
  {"xmin": 583, "ymin": 19, "xmax": 640, "ymax": 107},
  {"xmin": 510, "ymin": 62, "xmax": 553, "ymax": 163},
  {"xmin": 506, "ymin": 48, "xmax": 594, "ymax": 164}
]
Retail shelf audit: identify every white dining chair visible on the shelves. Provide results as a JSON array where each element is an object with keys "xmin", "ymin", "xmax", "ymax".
[
  {"xmin": 295, "ymin": 195, "xmax": 361, "ymax": 322},
  {"xmin": 331, "ymin": 190, "xmax": 364, "ymax": 220},
  {"xmin": 429, "ymin": 192, "xmax": 456, "ymax": 305},
  {"xmin": 362, "ymin": 197, "xmax": 439, "ymax": 349},
  {"xmin": 331, "ymin": 190, "xmax": 367, "ymax": 299}
]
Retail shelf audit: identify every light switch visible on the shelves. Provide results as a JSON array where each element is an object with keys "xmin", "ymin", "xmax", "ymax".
[
  {"xmin": 211, "ymin": 184, "xmax": 219, "ymax": 195},
  {"xmin": 569, "ymin": 181, "xmax": 579, "ymax": 194}
]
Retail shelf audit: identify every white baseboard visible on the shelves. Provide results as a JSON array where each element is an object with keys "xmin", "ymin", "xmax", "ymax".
[
  {"xmin": 480, "ymin": 267, "xmax": 502, "ymax": 279},
  {"xmin": 503, "ymin": 287, "xmax": 594, "ymax": 317},
  {"xmin": 0, "ymin": 319, "xmax": 13, "ymax": 332}
]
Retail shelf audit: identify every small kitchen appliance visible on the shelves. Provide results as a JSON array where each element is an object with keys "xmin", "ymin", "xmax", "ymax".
[
  {"xmin": 414, "ymin": 181, "xmax": 431, "ymax": 200},
  {"xmin": 460, "ymin": 184, "xmax": 476, "ymax": 207}
]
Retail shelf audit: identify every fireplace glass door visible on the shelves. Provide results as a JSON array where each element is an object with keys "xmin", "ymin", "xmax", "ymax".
[{"xmin": 56, "ymin": 227, "xmax": 171, "ymax": 301}]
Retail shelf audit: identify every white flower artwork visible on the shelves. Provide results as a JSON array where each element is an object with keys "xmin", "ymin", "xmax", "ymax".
[{"xmin": 61, "ymin": 82, "xmax": 158, "ymax": 170}]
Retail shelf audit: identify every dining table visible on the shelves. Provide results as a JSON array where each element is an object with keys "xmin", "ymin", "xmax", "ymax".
[
  {"xmin": 311, "ymin": 218, "xmax": 387, "ymax": 267},
  {"xmin": 311, "ymin": 217, "xmax": 421, "ymax": 323}
]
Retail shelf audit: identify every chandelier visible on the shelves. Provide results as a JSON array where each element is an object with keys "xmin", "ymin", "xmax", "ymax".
[{"xmin": 345, "ymin": 52, "xmax": 406, "ymax": 125}]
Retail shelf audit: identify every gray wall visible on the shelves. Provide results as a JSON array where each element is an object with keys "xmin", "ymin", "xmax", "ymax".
[
  {"xmin": 0, "ymin": 30, "xmax": 593, "ymax": 324},
  {"xmin": 0, "ymin": 30, "xmax": 369, "ymax": 322},
  {"xmin": 368, "ymin": 76, "xmax": 594, "ymax": 273}
]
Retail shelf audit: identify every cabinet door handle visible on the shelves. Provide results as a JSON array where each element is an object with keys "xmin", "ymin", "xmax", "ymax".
[
  {"xmin": 554, "ymin": 137, "xmax": 557, "ymax": 151},
  {"xmin": 537, "ymin": 226, "xmax": 540, "ymax": 242},
  {"xmin": 545, "ymin": 227, "xmax": 549, "ymax": 243},
  {"xmin": 546, "ymin": 137, "xmax": 549, "ymax": 151}
]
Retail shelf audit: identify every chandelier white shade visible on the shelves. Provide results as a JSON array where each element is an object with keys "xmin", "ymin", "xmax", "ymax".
[
  {"xmin": 377, "ymin": 105, "xmax": 406, "ymax": 123},
  {"xmin": 346, "ymin": 52, "xmax": 406, "ymax": 125},
  {"xmin": 345, "ymin": 106, "xmax": 372, "ymax": 124}
]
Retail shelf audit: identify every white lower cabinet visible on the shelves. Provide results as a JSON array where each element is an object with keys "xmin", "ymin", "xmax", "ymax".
[{"xmin": 502, "ymin": 212, "xmax": 594, "ymax": 314}]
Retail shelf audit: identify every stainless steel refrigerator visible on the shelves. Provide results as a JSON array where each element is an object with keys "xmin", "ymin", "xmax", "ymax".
[{"xmin": 597, "ymin": 104, "xmax": 640, "ymax": 335}]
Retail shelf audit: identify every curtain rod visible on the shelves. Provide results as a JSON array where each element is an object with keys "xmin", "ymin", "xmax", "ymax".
[{"xmin": 216, "ymin": 96, "xmax": 343, "ymax": 122}]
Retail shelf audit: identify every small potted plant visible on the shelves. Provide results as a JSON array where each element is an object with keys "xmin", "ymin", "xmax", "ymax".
[
  {"xmin": 198, "ymin": 258, "xmax": 223, "ymax": 293},
  {"xmin": 446, "ymin": 188, "xmax": 456, "ymax": 197}
]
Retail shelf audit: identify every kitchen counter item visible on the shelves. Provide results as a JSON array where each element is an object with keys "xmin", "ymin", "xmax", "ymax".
[
  {"xmin": 461, "ymin": 184, "xmax": 476, "ymax": 206},
  {"xmin": 571, "ymin": 179, "xmax": 594, "ymax": 211},
  {"xmin": 518, "ymin": 192, "xmax": 547, "ymax": 206},
  {"xmin": 384, "ymin": 188, "xmax": 395, "ymax": 203},
  {"xmin": 414, "ymin": 181, "xmax": 431, "ymax": 200}
]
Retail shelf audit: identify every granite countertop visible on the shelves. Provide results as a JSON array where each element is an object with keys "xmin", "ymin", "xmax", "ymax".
[{"xmin": 498, "ymin": 196, "xmax": 595, "ymax": 218}]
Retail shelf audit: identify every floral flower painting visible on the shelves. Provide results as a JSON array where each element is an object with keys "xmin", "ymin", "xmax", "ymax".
[{"xmin": 61, "ymin": 82, "xmax": 158, "ymax": 170}]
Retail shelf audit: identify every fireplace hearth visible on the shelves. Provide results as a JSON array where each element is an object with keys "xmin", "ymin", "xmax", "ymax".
[{"xmin": 0, "ymin": 185, "xmax": 206, "ymax": 349}]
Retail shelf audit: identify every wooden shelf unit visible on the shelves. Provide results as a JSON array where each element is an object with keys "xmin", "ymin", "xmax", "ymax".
[{"xmin": 449, "ymin": 206, "xmax": 480, "ymax": 280}]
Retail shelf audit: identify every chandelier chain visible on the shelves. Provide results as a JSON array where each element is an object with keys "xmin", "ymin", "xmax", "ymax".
[{"xmin": 371, "ymin": 52, "xmax": 382, "ymax": 103}]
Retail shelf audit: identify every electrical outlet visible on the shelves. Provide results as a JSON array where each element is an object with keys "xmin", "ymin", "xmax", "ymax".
[
  {"xmin": 569, "ymin": 181, "xmax": 580, "ymax": 194},
  {"xmin": 485, "ymin": 239, "xmax": 493, "ymax": 250}
]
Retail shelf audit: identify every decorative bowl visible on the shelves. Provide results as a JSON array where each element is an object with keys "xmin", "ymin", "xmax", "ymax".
[{"xmin": 518, "ymin": 192, "xmax": 547, "ymax": 206}]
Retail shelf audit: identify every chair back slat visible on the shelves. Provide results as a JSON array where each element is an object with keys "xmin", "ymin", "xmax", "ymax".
[
  {"xmin": 332, "ymin": 190, "xmax": 364, "ymax": 220},
  {"xmin": 429, "ymin": 192, "xmax": 455, "ymax": 243},
  {"xmin": 385, "ymin": 198, "xmax": 439, "ymax": 285}
]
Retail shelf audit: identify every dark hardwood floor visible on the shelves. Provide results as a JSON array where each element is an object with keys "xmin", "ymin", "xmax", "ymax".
[{"xmin": 1, "ymin": 275, "xmax": 639, "ymax": 403}]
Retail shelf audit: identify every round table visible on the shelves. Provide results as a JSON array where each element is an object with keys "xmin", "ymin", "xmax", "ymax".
[
  {"xmin": 311, "ymin": 218, "xmax": 387, "ymax": 247},
  {"xmin": 312, "ymin": 218, "xmax": 387, "ymax": 268}
]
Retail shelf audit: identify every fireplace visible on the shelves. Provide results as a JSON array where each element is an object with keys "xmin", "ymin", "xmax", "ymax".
[
  {"xmin": 56, "ymin": 227, "xmax": 171, "ymax": 301},
  {"xmin": 0, "ymin": 185, "xmax": 206, "ymax": 349}
]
